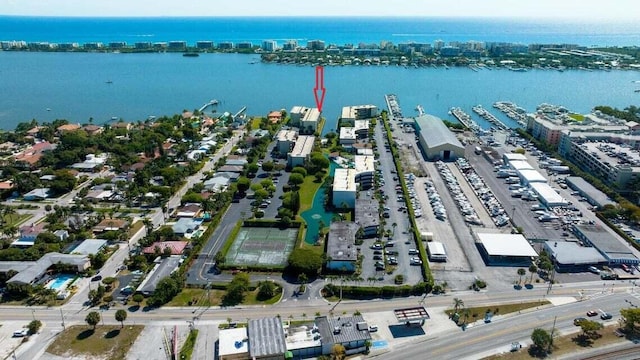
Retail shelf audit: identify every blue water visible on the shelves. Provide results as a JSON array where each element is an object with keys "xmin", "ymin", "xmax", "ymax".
[
  {"xmin": 48, "ymin": 274, "xmax": 75, "ymax": 290},
  {"xmin": 1, "ymin": 50, "xmax": 640, "ymax": 132},
  {"xmin": 2, "ymin": 16, "xmax": 640, "ymax": 46},
  {"xmin": 301, "ymin": 162, "xmax": 340, "ymax": 244},
  {"xmin": 372, "ymin": 340, "xmax": 389, "ymax": 349}
]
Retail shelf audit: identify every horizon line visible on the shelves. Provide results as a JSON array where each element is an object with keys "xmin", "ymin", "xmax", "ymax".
[{"xmin": 1, "ymin": 14, "xmax": 639, "ymax": 21}]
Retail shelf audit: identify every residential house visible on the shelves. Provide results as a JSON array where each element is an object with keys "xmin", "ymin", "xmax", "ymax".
[
  {"xmin": 16, "ymin": 222, "xmax": 49, "ymax": 247},
  {"xmin": 93, "ymin": 219, "xmax": 129, "ymax": 233},
  {"xmin": 172, "ymin": 218, "xmax": 201, "ymax": 237},
  {"xmin": 14, "ymin": 141, "xmax": 57, "ymax": 168},
  {"xmin": 23, "ymin": 188, "xmax": 51, "ymax": 201},
  {"xmin": 56, "ymin": 123, "xmax": 81, "ymax": 134},
  {"xmin": 142, "ymin": 241, "xmax": 189, "ymax": 256},
  {"xmin": 5, "ymin": 252, "xmax": 90, "ymax": 286},
  {"xmin": 136, "ymin": 256, "xmax": 181, "ymax": 296},
  {"xmin": 175, "ymin": 203, "xmax": 202, "ymax": 218},
  {"xmin": 83, "ymin": 124, "xmax": 104, "ymax": 136}
]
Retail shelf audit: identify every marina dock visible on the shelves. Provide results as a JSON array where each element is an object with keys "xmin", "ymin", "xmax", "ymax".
[
  {"xmin": 472, "ymin": 105, "xmax": 510, "ymax": 131},
  {"xmin": 385, "ymin": 94, "xmax": 403, "ymax": 120},
  {"xmin": 493, "ymin": 101, "xmax": 527, "ymax": 127},
  {"xmin": 450, "ymin": 107, "xmax": 480, "ymax": 132}
]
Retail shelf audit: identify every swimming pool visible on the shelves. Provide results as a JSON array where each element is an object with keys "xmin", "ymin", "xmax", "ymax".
[{"xmin": 47, "ymin": 274, "xmax": 75, "ymax": 291}]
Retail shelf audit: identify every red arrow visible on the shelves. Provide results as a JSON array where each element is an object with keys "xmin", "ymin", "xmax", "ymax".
[{"xmin": 313, "ymin": 65, "xmax": 325, "ymax": 112}]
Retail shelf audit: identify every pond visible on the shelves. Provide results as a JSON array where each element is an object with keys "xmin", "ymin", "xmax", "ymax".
[{"xmin": 300, "ymin": 161, "xmax": 340, "ymax": 244}]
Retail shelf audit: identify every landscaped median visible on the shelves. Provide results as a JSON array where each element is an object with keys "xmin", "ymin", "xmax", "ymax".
[{"xmin": 380, "ymin": 110, "xmax": 434, "ymax": 288}]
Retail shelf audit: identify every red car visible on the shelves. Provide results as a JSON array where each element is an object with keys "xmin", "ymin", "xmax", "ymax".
[{"xmin": 587, "ymin": 310, "xmax": 598, "ymax": 317}]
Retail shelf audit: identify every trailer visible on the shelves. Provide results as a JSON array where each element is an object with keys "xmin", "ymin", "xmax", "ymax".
[{"xmin": 427, "ymin": 241, "xmax": 447, "ymax": 262}]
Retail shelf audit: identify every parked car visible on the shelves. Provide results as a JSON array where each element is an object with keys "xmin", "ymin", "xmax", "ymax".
[
  {"xmin": 573, "ymin": 317, "xmax": 586, "ymax": 326},
  {"xmin": 91, "ymin": 275, "xmax": 102, "ymax": 282},
  {"xmin": 588, "ymin": 266, "xmax": 600, "ymax": 274}
]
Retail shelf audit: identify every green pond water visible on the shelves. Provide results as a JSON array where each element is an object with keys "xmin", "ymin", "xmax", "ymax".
[{"xmin": 300, "ymin": 161, "xmax": 340, "ymax": 244}]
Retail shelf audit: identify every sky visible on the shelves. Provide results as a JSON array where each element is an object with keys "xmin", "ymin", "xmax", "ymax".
[{"xmin": 0, "ymin": 0, "xmax": 639, "ymax": 19}]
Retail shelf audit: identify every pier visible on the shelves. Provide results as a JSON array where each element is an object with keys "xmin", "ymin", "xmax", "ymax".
[
  {"xmin": 472, "ymin": 105, "xmax": 510, "ymax": 131},
  {"xmin": 198, "ymin": 99, "xmax": 219, "ymax": 112},
  {"xmin": 493, "ymin": 101, "xmax": 527, "ymax": 127},
  {"xmin": 450, "ymin": 107, "xmax": 480, "ymax": 132},
  {"xmin": 384, "ymin": 94, "xmax": 403, "ymax": 120}
]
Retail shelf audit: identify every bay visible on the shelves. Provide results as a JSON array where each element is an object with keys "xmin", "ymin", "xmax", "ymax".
[{"xmin": 1, "ymin": 51, "xmax": 640, "ymax": 132}]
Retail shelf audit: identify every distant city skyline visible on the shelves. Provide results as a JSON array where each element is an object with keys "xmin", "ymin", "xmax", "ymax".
[{"xmin": 1, "ymin": 0, "xmax": 639, "ymax": 20}]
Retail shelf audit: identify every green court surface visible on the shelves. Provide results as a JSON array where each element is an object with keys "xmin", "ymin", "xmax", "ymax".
[{"xmin": 226, "ymin": 227, "xmax": 299, "ymax": 267}]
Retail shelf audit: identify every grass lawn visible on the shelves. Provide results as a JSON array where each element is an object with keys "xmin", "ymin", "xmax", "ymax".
[
  {"xmin": 127, "ymin": 220, "xmax": 144, "ymax": 238},
  {"xmin": 1, "ymin": 213, "xmax": 31, "ymax": 227},
  {"xmin": 47, "ymin": 325, "xmax": 143, "ymax": 360},
  {"xmin": 166, "ymin": 285, "xmax": 282, "ymax": 307},
  {"xmin": 166, "ymin": 288, "xmax": 225, "ymax": 307},
  {"xmin": 297, "ymin": 174, "xmax": 324, "ymax": 216},
  {"xmin": 180, "ymin": 329, "xmax": 199, "ymax": 360},
  {"xmin": 445, "ymin": 300, "xmax": 551, "ymax": 318},
  {"xmin": 568, "ymin": 113, "xmax": 585, "ymax": 121},
  {"xmin": 484, "ymin": 325, "xmax": 628, "ymax": 360}
]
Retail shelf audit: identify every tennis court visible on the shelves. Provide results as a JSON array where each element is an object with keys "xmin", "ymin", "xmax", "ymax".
[{"xmin": 226, "ymin": 227, "xmax": 299, "ymax": 267}]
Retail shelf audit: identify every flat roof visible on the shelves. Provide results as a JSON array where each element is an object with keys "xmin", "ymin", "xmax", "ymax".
[
  {"xmin": 333, "ymin": 168, "xmax": 356, "ymax": 192},
  {"xmin": 354, "ymin": 119, "xmax": 369, "ymax": 131},
  {"xmin": 355, "ymin": 199, "xmax": 379, "ymax": 230},
  {"xmin": 427, "ymin": 241, "xmax": 446, "ymax": 256},
  {"xmin": 574, "ymin": 224, "xmax": 639, "ymax": 262},
  {"xmin": 544, "ymin": 241, "xmax": 606, "ymax": 265},
  {"xmin": 354, "ymin": 155, "xmax": 374, "ymax": 175},
  {"xmin": 339, "ymin": 127, "xmax": 356, "ymax": 140},
  {"xmin": 510, "ymin": 161, "xmax": 534, "ymax": 171},
  {"xmin": 566, "ymin": 176, "xmax": 616, "ymax": 208},
  {"xmin": 518, "ymin": 169, "xmax": 548, "ymax": 183},
  {"xmin": 503, "ymin": 153, "xmax": 528, "ymax": 162},
  {"xmin": 137, "ymin": 256, "xmax": 181, "ymax": 294},
  {"xmin": 248, "ymin": 317, "xmax": 287, "ymax": 357},
  {"xmin": 327, "ymin": 222, "xmax": 358, "ymax": 261},
  {"xmin": 316, "ymin": 315, "xmax": 371, "ymax": 344},
  {"xmin": 394, "ymin": 307, "xmax": 430, "ymax": 322},
  {"xmin": 218, "ymin": 328, "xmax": 249, "ymax": 357},
  {"xmin": 290, "ymin": 135, "xmax": 315, "ymax": 158},
  {"xmin": 529, "ymin": 182, "xmax": 568, "ymax": 207},
  {"xmin": 415, "ymin": 114, "xmax": 464, "ymax": 150},
  {"xmin": 302, "ymin": 107, "xmax": 321, "ymax": 122},
  {"xmin": 276, "ymin": 129, "xmax": 297, "ymax": 142},
  {"xmin": 477, "ymin": 232, "xmax": 538, "ymax": 257}
]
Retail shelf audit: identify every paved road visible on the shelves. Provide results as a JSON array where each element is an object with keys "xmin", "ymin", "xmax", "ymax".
[{"xmin": 6, "ymin": 281, "xmax": 640, "ymax": 359}]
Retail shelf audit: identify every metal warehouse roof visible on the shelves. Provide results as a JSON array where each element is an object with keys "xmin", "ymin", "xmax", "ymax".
[
  {"xmin": 415, "ymin": 114, "xmax": 464, "ymax": 150},
  {"xmin": 477, "ymin": 233, "xmax": 538, "ymax": 257}
]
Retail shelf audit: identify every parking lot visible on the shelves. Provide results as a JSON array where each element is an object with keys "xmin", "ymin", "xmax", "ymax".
[{"xmin": 356, "ymin": 119, "xmax": 424, "ymax": 285}]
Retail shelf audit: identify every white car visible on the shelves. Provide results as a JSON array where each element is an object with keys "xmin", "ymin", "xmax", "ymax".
[{"xmin": 13, "ymin": 329, "xmax": 29, "ymax": 337}]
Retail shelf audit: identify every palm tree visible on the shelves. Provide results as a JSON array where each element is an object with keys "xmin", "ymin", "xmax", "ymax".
[
  {"xmin": 517, "ymin": 268, "xmax": 527, "ymax": 285},
  {"xmin": 528, "ymin": 264, "xmax": 538, "ymax": 284},
  {"xmin": 452, "ymin": 298, "xmax": 464, "ymax": 317}
]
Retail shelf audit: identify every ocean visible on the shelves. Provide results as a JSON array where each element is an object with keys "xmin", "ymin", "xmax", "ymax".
[
  {"xmin": 1, "ymin": 16, "xmax": 640, "ymax": 131},
  {"xmin": 2, "ymin": 16, "xmax": 640, "ymax": 47}
]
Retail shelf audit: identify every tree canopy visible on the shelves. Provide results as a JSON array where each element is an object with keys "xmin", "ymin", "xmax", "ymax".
[{"xmin": 287, "ymin": 248, "xmax": 323, "ymax": 277}]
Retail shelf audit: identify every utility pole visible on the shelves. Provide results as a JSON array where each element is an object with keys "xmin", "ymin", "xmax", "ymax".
[
  {"xmin": 547, "ymin": 316, "xmax": 557, "ymax": 354},
  {"xmin": 60, "ymin": 308, "xmax": 65, "ymax": 330}
]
